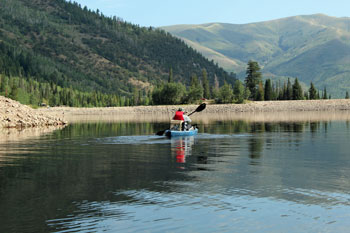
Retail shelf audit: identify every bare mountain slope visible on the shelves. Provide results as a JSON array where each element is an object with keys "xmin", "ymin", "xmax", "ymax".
[{"xmin": 162, "ymin": 14, "xmax": 350, "ymax": 97}]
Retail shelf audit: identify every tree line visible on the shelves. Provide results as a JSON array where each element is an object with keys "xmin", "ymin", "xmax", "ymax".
[
  {"xmin": 2, "ymin": 59, "xmax": 350, "ymax": 107},
  {"xmin": 0, "ymin": 68, "xmax": 227, "ymax": 107},
  {"xmin": 0, "ymin": 74, "xmax": 132, "ymax": 107},
  {"xmin": 243, "ymin": 60, "xmax": 333, "ymax": 102},
  {"xmin": 149, "ymin": 60, "xmax": 350, "ymax": 105}
]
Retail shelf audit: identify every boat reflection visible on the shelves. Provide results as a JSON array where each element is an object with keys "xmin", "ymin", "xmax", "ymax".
[{"xmin": 170, "ymin": 136, "xmax": 195, "ymax": 165}]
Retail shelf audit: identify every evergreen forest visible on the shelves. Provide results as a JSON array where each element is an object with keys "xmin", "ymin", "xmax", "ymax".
[{"xmin": 0, "ymin": 0, "xmax": 235, "ymax": 106}]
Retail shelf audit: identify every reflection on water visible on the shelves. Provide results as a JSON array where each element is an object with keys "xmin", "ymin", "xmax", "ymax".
[
  {"xmin": 57, "ymin": 110, "xmax": 350, "ymax": 124},
  {"xmin": 0, "ymin": 126, "xmax": 66, "ymax": 167},
  {"xmin": 1, "ymin": 115, "xmax": 350, "ymax": 232},
  {"xmin": 0, "ymin": 126, "xmax": 65, "ymax": 142},
  {"xmin": 171, "ymin": 136, "xmax": 194, "ymax": 165}
]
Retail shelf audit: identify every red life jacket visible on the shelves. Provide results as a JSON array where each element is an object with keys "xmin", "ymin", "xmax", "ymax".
[{"xmin": 173, "ymin": 111, "xmax": 184, "ymax": 121}]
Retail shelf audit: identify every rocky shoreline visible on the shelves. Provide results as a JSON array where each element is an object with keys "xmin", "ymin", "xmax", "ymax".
[
  {"xmin": 38, "ymin": 99, "xmax": 350, "ymax": 117},
  {"xmin": 3, "ymin": 96, "xmax": 350, "ymax": 129},
  {"xmin": 0, "ymin": 96, "xmax": 67, "ymax": 128}
]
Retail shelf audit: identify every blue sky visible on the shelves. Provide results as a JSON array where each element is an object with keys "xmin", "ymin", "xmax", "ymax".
[{"xmin": 73, "ymin": 0, "xmax": 350, "ymax": 27}]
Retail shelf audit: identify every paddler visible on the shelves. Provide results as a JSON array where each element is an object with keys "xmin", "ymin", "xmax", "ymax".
[{"xmin": 173, "ymin": 108, "xmax": 192, "ymax": 130}]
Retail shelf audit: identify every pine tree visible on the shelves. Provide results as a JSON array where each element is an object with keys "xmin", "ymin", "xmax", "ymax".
[
  {"xmin": 233, "ymin": 79, "xmax": 245, "ymax": 103},
  {"xmin": 272, "ymin": 82, "xmax": 277, "ymax": 100},
  {"xmin": 9, "ymin": 82, "xmax": 18, "ymax": 100},
  {"xmin": 245, "ymin": 60, "xmax": 262, "ymax": 100},
  {"xmin": 190, "ymin": 74, "xmax": 199, "ymax": 87},
  {"xmin": 278, "ymin": 84, "xmax": 284, "ymax": 100},
  {"xmin": 132, "ymin": 87, "xmax": 139, "ymax": 105},
  {"xmin": 218, "ymin": 81, "xmax": 233, "ymax": 103},
  {"xmin": 168, "ymin": 68, "xmax": 173, "ymax": 83},
  {"xmin": 244, "ymin": 87, "xmax": 251, "ymax": 101},
  {"xmin": 323, "ymin": 87, "xmax": 328, "ymax": 99},
  {"xmin": 286, "ymin": 78, "xmax": 293, "ymax": 100},
  {"xmin": 264, "ymin": 79, "xmax": 273, "ymax": 101},
  {"xmin": 292, "ymin": 78, "xmax": 303, "ymax": 100},
  {"xmin": 309, "ymin": 82, "xmax": 317, "ymax": 100},
  {"xmin": 211, "ymin": 75, "xmax": 220, "ymax": 99},
  {"xmin": 0, "ymin": 76, "xmax": 8, "ymax": 96},
  {"xmin": 256, "ymin": 81, "xmax": 264, "ymax": 101},
  {"xmin": 0, "ymin": 75, "xmax": 5, "ymax": 93},
  {"xmin": 202, "ymin": 69, "xmax": 210, "ymax": 99},
  {"xmin": 187, "ymin": 74, "xmax": 203, "ymax": 103},
  {"xmin": 282, "ymin": 82, "xmax": 288, "ymax": 100}
]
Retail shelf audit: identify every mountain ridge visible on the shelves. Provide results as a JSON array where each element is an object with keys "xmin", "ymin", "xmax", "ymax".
[{"xmin": 162, "ymin": 14, "xmax": 350, "ymax": 97}]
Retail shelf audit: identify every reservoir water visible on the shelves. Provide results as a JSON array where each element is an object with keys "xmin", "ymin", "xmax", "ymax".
[{"xmin": 1, "ymin": 113, "xmax": 350, "ymax": 232}]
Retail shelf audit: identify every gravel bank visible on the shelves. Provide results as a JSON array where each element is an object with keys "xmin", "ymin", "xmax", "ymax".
[
  {"xmin": 0, "ymin": 96, "xmax": 67, "ymax": 128},
  {"xmin": 3, "ymin": 98, "xmax": 350, "ymax": 128},
  {"xmin": 38, "ymin": 99, "xmax": 350, "ymax": 116}
]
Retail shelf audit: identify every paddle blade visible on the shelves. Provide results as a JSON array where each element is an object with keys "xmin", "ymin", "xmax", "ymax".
[
  {"xmin": 188, "ymin": 103, "xmax": 206, "ymax": 116},
  {"xmin": 156, "ymin": 130, "xmax": 166, "ymax": 136},
  {"xmin": 195, "ymin": 103, "xmax": 206, "ymax": 112}
]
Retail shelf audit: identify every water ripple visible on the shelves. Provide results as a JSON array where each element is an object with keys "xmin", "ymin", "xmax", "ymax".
[{"xmin": 92, "ymin": 133, "xmax": 252, "ymax": 145}]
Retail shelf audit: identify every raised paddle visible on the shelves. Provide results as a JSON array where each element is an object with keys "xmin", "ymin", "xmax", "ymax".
[
  {"xmin": 188, "ymin": 103, "xmax": 206, "ymax": 116},
  {"xmin": 155, "ymin": 103, "xmax": 206, "ymax": 136}
]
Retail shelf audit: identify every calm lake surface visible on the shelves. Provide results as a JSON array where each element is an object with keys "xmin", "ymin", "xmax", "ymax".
[{"xmin": 1, "ymin": 114, "xmax": 350, "ymax": 232}]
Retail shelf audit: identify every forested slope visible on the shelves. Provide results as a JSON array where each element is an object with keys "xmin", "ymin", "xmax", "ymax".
[{"xmin": 0, "ymin": 0, "xmax": 235, "ymax": 101}]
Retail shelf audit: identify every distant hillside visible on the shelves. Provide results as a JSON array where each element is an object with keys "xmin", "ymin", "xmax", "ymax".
[
  {"xmin": 0, "ymin": 0, "xmax": 235, "ymax": 97},
  {"xmin": 162, "ymin": 14, "xmax": 350, "ymax": 97}
]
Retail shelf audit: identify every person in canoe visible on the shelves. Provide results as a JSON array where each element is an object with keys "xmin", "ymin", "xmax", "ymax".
[{"xmin": 173, "ymin": 107, "xmax": 192, "ymax": 131}]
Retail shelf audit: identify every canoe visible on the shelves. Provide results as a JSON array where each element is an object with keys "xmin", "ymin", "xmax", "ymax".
[{"xmin": 165, "ymin": 128, "xmax": 198, "ymax": 137}]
